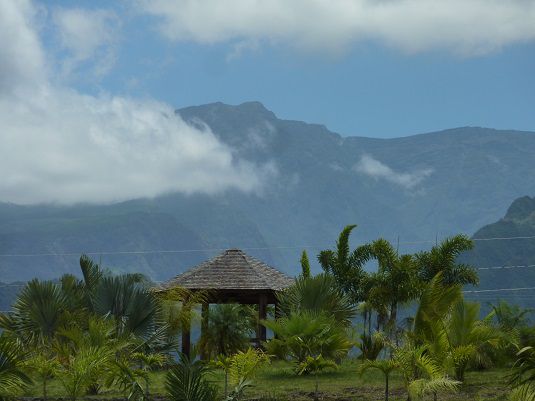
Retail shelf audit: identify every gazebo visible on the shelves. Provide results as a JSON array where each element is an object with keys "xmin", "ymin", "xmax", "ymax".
[{"xmin": 160, "ymin": 248, "xmax": 294, "ymax": 357}]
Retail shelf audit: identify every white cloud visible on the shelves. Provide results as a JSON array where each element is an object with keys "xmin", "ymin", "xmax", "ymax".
[
  {"xmin": 355, "ymin": 154, "xmax": 432, "ymax": 189},
  {"xmin": 138, "ymin": 0, "xmax": 535, "ymax": 56},
  {"xmin": 53, "ymin": 7, "xmax": 119, "ymax": 77},
  {"xmin": 0, "ymin": 0, "xmax": 45, "ymax": 94},
  {"xmin": 0, "ymin": 0, "xmax": 274, "ymax": 205}
]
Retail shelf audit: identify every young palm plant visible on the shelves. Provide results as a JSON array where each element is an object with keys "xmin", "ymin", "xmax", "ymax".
[
  {"xmin": 508, "ymin": 346, "xmax": 535, "ymax": 401},
  {"xmin": 264, "ymin": 312, "xmax": 352, "ymax": 372},
  {"xmin": 358, "ymin": 359, "xmax": 399, "ymax": 401},
  {"xmin": 166, "ymin": 354, "xmax": 217, "ymax": 401},
  {"xmin": 0, "ymin": 335, "xmax": 31, "ymax": 401}
]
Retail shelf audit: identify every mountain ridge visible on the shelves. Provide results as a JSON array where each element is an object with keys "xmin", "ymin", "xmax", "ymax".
[{"xmin": 1, "ymin": 101, "xmax": 535, "ymax": 284}]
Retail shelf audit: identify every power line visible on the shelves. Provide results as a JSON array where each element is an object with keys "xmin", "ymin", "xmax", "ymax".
[
  {"xmin": 0, "ymin": 233, "xmax": 535, "ymax": 258},
  {"xmin": 0, "ymin": 245, "xmax": 329, "ymax": 258},
  {"xmin": 477, "ymin": 264, "xmax": 535, "ymax": 271},
  {"xmin": 463, "ymin": 287, "xmax": 535, "ymax": 294},
  {"xmin": 472, "ymin": 235, "xmax": 535, "ymax": 242}
]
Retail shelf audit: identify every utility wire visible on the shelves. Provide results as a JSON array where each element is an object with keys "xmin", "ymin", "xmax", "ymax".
[{"xmin": 1, "ymin": 234, "xmax": 535, "ymax": 258}]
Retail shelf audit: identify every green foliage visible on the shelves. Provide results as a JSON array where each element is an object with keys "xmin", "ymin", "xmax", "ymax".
[
  {"xmin": 264, "ymin": 312, "xmax": 352, "ymax": 372},
  {"xmin": 297, "ymin": 355, "xmax": 337, "ymax": 401},
  {"xmin": 227, "ymin": 348, "xmax": 269, "ymax": 385},
  {"xmin": 357, "ymin": 332, "xmax": 386, "ymax": 361},
  {"xmin": 0, "ymin": 279, "xmax": 69, "ymax": 345},
  {"xmin": 224, "ymin": 377, "xmax": 253, "ymax": 401},
  {"xmin": 199, "ymin": 304, "xmax": 253, "ymax": 358},
  {"xmin": 166, "ymin": 354, "xmax": 217, "ymax": 401},
  {"xmin": 23, "ymin": 350, "xmax": 61, "ymax": 400},
  {"xmin": 394, "ymin": 343, "xmax": 460, "ymax": 401},
  {"xmin": 358, "ymin": 359, "xmax": 399, "ymax": 401},
  {"xmin": 412, "ymin": 274, "xmax": 505, "ymax": 381},
  {"xmin": 300, "ymin": 250, "xmax": 311, "ymax": 278},
  {"xmin": 277, "ymin": 273, "xmax": 356, "ymax": 326},
  {"xmin": 0, "ymin": 335, "xmax": 31, "ymax": 400},
  {"xmin": 318, "ymin": 225, "xmax": 372, "ymax": 303},
  {"xmin": 92, "ymin": 274, "xmax": 160, "ymax": 340},
  {"xmin": 416, "ymin": 235, "xmax": 478, "ymax": 286},
  {"xmin": 367, "ymin": 239, "xmax": 421, "ymax": 333},
  {"xmin": 509, "ymin": 346, "xmax": 535, "ymax": 401},
  {"xmin": 59, "ymin": 345, "xmax": 114, "ymax": 401}
]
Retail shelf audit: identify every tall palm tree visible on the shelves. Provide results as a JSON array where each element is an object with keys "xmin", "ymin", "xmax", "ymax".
[
  {"xmin": 318, "ymin": 225, "xmax": 372, "ymax": 304},
  {"xmin": 415, "ymin": 235, "xmax": 478, "ymax": 286},
  {"xmin": 367, "ymin": 239, "xmax": 421, "ymax": 333}
]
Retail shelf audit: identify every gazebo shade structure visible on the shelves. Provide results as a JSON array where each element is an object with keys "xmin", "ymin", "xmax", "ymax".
[{"xmin": 161, "ymin": 248, "xmax": 294, "ymax": 357}]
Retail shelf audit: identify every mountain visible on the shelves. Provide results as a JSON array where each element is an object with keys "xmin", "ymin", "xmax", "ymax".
[
  {"xmin": 462, "ymin": 196, "xmax": 535, "ymax": 308},
  {"xmin": 1, "ymin": 101, "xmax": 535, "ymax": 284}
]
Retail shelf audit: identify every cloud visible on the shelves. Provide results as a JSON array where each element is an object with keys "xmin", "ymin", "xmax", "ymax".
[
  {"xmin": 354, "ymin": 155, "xmax": 432, "ymax": 189},
  {"xmin": 0, "ymin": 0, "xmax": 45, "ymax": 95},
  {"xmin": 53, "ymin": 7, "xmax": 119, "ymax": 77},
  {"xmin": 138, "ymin": 0, "xmax": 535, "ymax": 56},
  {"xmin": 0, "ymin": 0, "xmax": 274, "ymax": 205}
]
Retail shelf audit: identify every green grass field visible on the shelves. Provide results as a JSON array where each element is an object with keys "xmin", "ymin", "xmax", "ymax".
[{"xmin": 22, "ymin": 359, "xmax": 511, "ymax": 401}]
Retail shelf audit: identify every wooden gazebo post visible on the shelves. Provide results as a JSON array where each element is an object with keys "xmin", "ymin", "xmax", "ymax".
[
  {"xmin": 258, "ymin": 293, "xmax": 268, "ymax": 345},
  {"xmin": 200, "ymin": 302, "xmax": 209, "ymax": 359},
  {"xmin": 181, "ymin": 298, "xmax": 191, "ymax": 357}
]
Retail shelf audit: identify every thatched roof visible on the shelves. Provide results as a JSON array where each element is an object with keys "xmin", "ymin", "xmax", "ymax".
[{"xmin": 163, "ymin": 249, "xmax": 294, "ymax": 291}]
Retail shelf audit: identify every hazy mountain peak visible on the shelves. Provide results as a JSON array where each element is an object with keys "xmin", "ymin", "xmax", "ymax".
[{"xmin": 505, "ymin": 196, "xmax": 535, "ymax": 221}]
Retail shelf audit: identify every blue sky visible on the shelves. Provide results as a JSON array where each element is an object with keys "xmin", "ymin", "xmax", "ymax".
[
  {"xmin": 1, "ymin": 0, "xmax": 535, "ymax": 204},
  {"xmin": 38, "ymin": 0, "xmax": 535, "ymax": 138}
]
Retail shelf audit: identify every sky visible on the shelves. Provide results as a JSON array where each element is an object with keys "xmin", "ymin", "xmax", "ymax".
[{"xmin": 1, "ymin": 0, "xmax": 535, "ymax": 204}]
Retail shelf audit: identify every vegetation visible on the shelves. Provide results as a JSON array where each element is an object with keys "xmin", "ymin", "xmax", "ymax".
[{"xmin": 1, "ymin": 224, "xmax": 534, "ymax": 400}]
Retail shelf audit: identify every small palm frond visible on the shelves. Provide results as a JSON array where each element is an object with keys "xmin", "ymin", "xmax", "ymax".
[
  {"xmin": 166, "ymin": 354, "xmax": 216, "ymax": 401},
  {"xmin": 408, "ymin": 377, "xmax": 460, "ymax": 400}
]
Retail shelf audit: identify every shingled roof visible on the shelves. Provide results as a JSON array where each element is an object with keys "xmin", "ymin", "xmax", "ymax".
[{"xmin": 163, "ymin": 249, "xmax": 294, "ymax": 291}]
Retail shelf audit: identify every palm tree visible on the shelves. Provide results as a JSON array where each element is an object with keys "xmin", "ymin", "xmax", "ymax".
[
  {"xmin": 318, "ymin": 225, "xmax": 372, "ymax": 304},
  {"xmin": 367, "ymin": 239, "xmax": 421, "ymax": 334},
  {"xmin": 415, "ymin": 235, "xmax": 478, "ymax": 286},
  {"xmin": 0, "ymin": 335, "xmax": 31, "ymax": 400},
  {"xmin": 509, "ymin": 346, "xmax": 535, "ymax": 401},
  {"xmin": 276, "ymin": 273, "xmax": 356, "ymax": 326},
  {"xmin": 394, "ymin": 343, "xmax": 460, "ymax": 401},
  {"xmin": 199, "ymin": 304, "xmax": 253, "ymax": 358},
  {"xmin": 358, "ymin": 359, "xmax": 399, "ymax": 401},
  {"xmin": 412, "ymin": 273, "xmax": 503, "ymax": 382},
  {"xmin": 0, "ymin": 279, "xmax": 69, "ymax": 345},
  {"xmin": 92, "ymin": 274, "xmax": 161, "ymax": 340},
  {"xmin": 166, "ymin": 354, "xmax": 217, "ymax": 401},
  {"xmin": 264, "ymin": 312, "xmax": 353, "ymax": 371},
  {"xmin": 445, "ymin": 300, "xmax": 504, "ymax": 381}
]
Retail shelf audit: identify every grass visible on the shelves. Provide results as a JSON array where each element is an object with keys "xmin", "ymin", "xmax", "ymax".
[{"xmin": 22, "ymin": 359, "xmax": 511, "ymax": 401}]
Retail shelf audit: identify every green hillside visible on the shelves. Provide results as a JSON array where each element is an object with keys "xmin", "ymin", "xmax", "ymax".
[{"xmin": 463, "ymin": 196, "xmax": 535, "ymax": 308}]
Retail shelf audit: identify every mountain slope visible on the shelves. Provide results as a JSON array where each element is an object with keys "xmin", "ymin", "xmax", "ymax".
[
  {"xmin": 1, "ymin": 101, "xmax": 535, "ymax": 282},
  {"xmin": 463, "ymin": 196, "xmax": 535, "ymax": 307}
]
